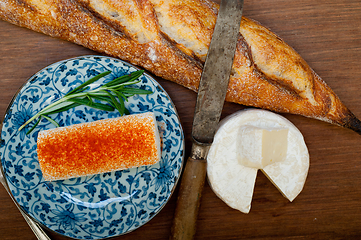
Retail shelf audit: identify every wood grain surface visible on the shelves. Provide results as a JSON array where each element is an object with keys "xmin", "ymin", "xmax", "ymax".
[{"xmin": 1, "ymin": 0, "xmax": 361, "ymax": 239}]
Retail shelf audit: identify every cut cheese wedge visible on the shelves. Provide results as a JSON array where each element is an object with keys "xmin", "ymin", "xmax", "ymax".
[
  {"xmin": 238, "ymin": 126, "xmax": 289, "ymax": 169},
  {"xmin": 207, "ymin": 109, "xmax": 309, "ymax": 213},
  {"xmin": 37, "ymin": 112, "xmax": 161, "ymax": 181}
]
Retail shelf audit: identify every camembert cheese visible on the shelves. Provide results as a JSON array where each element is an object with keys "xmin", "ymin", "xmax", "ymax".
[
  {"xmin": 238, "ymin": 126, "xmax": 288, "ymax": 169},
  {"xmin": 207, "ymin": 109, "xmax": 309, "ymax": 213}
]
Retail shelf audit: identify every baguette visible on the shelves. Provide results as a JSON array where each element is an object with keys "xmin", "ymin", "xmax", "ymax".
[{"xmin": 1, "ymin": 0, "xmax": 360, "ymax": 133}]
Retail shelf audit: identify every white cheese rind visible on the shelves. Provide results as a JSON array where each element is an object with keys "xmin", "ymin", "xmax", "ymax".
[
  {"xmin": 207, "ymin": 130, "xmax": 258, "ymax": 214},
  {"xmin": 207, "ymin": 109, "xmax": 309, "ymax": 213},
  {"xmin": 262, "ymin": 123, "xmax": 308, "ymax": 201}
]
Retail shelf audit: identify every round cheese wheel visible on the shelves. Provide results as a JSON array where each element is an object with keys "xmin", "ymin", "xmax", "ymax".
[{"xmin": 207, "ymin": 109, "xmax": 309, "ymax": 213}]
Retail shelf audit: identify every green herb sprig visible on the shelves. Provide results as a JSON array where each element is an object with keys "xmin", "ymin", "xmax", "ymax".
[{"xmin": 18, "ymin": 70, "xmax": 152, "ymax": 134}]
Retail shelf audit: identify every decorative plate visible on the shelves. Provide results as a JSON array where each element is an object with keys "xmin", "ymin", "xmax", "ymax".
[{"xmin": 0, "ymin": 56, "xmax": 184, "ymax": 239}]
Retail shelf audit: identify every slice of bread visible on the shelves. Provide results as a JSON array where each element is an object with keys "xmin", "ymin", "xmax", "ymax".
[{"xmin": 37, "ymin": 112, "xmax": 161, "ymax": 181}]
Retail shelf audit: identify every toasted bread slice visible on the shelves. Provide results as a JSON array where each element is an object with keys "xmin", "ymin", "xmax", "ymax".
[{"xmin": 37, "ymin": 112, "xmax": 161, "ymax": 181}]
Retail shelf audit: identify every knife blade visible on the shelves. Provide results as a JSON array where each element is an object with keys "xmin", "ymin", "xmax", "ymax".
[{"xmin": 170, "ymin": 1, "xmax": 244, "ymax": 239}]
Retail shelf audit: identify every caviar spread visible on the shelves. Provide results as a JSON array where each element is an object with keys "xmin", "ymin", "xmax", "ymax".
[{"xmin": 37, "ymin": 112, "xmax": 161, "ymax": 181}]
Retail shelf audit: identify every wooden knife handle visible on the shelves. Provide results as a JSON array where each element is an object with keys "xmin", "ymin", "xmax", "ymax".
[{"xmin": 170, "ymin": 156, "xmax": 207, "ymax": 240}]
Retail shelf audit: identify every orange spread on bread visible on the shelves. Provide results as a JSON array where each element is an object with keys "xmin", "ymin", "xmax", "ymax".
[{"xmin": 37, "ymin": 112, "xmax": 161, "ymax": 181}]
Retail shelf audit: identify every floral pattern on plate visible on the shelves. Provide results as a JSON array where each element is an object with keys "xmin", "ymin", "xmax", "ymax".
[{"xmin": 0, "ymin": 56, "xmax": 184, "ymax": 239}]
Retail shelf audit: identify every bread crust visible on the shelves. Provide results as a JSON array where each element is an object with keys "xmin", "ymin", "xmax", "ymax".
[{"xmin": 1, "ymin": 0, "xmax": 360, "ymax": 133}]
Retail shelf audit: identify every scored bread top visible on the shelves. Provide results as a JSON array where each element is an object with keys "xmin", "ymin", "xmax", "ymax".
[
  {"xmin": 37, "ymin": 112, "xmax": 161, "ymax": 181},
  {"xmin": 1, "ymin": 0, "xmax": 360, "ymax": 133}
]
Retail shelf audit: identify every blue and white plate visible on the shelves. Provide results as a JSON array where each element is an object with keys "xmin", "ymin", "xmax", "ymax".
[{"xmin": 0, "ymin": 56, "xmax": 184, "ymax": 239}]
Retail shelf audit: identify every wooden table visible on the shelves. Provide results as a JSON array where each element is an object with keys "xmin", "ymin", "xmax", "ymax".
[{"xmin": 1, "ymin": 0, "xmax": 361, "ymax": 239}]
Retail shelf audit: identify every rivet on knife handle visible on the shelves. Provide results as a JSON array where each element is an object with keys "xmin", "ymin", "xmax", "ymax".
[{"xmin": 170, "ymin": 0, "xmax": 244, "ymax": 239}]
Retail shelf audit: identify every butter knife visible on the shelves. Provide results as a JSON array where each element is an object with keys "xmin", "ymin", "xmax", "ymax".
[{"xmin": 170, "ymin": 0, "xmax": 244, "ymax": 239}]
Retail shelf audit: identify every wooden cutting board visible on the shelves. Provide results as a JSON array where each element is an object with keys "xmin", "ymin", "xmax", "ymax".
[{"xmin": 1, "ymin": 0, "xmax": 361, "ymax": 239}]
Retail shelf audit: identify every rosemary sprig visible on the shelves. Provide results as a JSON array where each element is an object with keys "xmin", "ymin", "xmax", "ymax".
[{"xmin": 18, "ymin": 70, "xmax": 152, "ymax": 134}]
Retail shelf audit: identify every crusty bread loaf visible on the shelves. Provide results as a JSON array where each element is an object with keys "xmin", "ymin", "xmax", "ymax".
[
  {"xmin": 1, "ymin": 0, "xmax": 360, "ymax": 133},
  {"xmin": 37, "ymin": 112, "xmax": 161, "ymax": 181}
]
